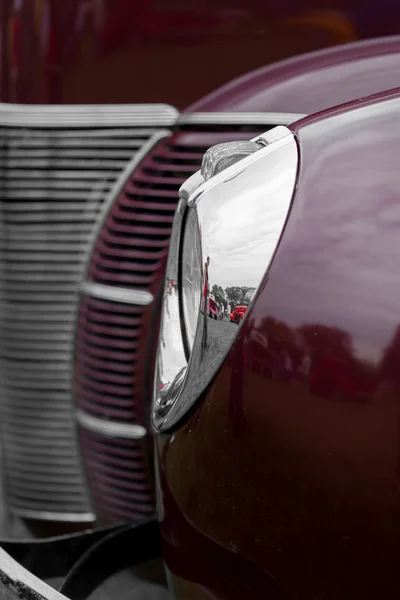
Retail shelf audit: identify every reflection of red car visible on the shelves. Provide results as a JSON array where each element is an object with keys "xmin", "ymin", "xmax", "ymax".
[
  {"xmin": 207, "ymin": 295, "xmax": 219, "ymax": 319},
  {"xmin": 230, "ymin": 305, "xmax": 247, "ymax": 324}
]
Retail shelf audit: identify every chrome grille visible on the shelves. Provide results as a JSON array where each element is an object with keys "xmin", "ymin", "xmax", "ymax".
[{"xmin": 0, "ymin": 104, "xmax": 178, "ymax": 522}]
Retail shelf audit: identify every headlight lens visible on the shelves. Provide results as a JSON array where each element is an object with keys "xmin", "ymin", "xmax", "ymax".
[
  {"xmin": 181, "ymin": 209, "xmax": 202, "ymax": 353},
  {"xmin": 153, "ymin": 126, "xmax": 299, "ymax": 432}
]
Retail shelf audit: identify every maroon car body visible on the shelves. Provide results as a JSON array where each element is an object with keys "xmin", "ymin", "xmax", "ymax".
[
  {"xmin": 0, "ymin": 1, "xmax": 400, "ymax": 598},
  {"xmin": 2, "ymin": 0, "xmax": 400, "ymax": 541},
  {"xmin": 155, "ymin": 88, "xmax": 400, "ymax": 599}
]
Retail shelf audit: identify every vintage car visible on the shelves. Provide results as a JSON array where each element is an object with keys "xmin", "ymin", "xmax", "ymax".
[
  {"xmin": 2, "ymin": 79, "xmax": 399, "ymax": 600},
  {"xmin": 230, "ymin": 306, "xmax": 247, "ymax": 324},
  {"xmin": 1, "ymin": 43, "xmax": 400, "ymax": 600},
  {"xmin": 2, "ymin": 0, "xmax": 400, "ymax": 544},
  {"xmin": 2, "ymin": 17, "xmax": 400, "ymax": 536}
]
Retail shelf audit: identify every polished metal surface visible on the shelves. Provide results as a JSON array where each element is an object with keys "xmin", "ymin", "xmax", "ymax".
[
  {"xmin": 0, "ymin": 546, "xmax": 67, "ymax": 600},
  {"xmin": 0, "ymin": 104, "xmax": 177, "ymax": 522},
  {"xmin": 153, "ymin": 126, "xmax": 299, "ymax": 431},
  {"xmin": 177, "ymin": 112, "xmax": 306, "ymax": 126},
  {"xmin": 201, "ymin": 140, "xmax": 263, "ymax": 181},
  {"xmin": 80, "ymin": 282, "xmax": 154, "ymax": 306},
  {"xmin": 76, "ymin": 409, "xmax": 147, "ymax": 440},
  {"xmin": 0, "ymin": 103, "xmax": 178, "ymax": 127}
]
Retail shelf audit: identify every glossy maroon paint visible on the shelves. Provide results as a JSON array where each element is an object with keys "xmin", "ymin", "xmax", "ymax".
[
  {"xmin": 2, "ymin": 0, "xmax": 400, "ymax": 106},
  {"xmin": 156, "ymin": 90, "xmax": 400, "ymax": 598},
  {"xmin": 187, "ymin": 35, "xmax": 400, "ymax": 114}
]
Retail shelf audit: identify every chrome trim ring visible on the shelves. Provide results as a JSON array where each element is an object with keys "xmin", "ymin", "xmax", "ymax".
[
  {"xmin": 76, "ymin": 410, "xmax": 147, "ymax": 440},
  {"xmin": 153, "ymin": 126, "xmax": 299, "ymax": 432}
]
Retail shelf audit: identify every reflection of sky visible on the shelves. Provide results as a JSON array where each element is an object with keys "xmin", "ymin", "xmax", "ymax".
[
  {"xmin": 237, "ymin": 55, "xmax": 400, "ymax": 115},
  {"xmin": 198, "ymin": 141, "xmax": 296, "ymax": 290},
  {"xmin": 181, "ymin": 209, "xmax": 202, "ymax": 348},
  {"xmin": 160, "ymin": 289, "xmax": 186, "ymax": 383}
]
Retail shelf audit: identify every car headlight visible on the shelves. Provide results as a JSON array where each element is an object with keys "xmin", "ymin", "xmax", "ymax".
[{"xmin": 153, "ymin": 126, "xmax": 299, "ymax": 432}]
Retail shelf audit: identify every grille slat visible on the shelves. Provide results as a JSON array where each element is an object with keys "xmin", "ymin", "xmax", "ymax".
[
  {"xmin": 122, "ymin": 185, "xmax": 179, "ymax": 198},
  {"xmin": 3, "ymin": 433, "xmax": 77, "ymax": 448},
  {"xmin": 0, "ymin": 109, "xmax": 170, "ymax": 521},
  {"xmin": 80, "ymin": 331, "xmax": 139, "ymax": 351},
  {"xmin": 2, "ymin": 196, "xmax": 111, "ymax": 206},
  {"xmin": 2, "ymin": 211, "xmax": 103, "ymax": 223},
  {"xmin": 0, "ymin": 128, "xmax": 159, "ymax": 139},
  {"xmin": 99, "ymin": 227, "xmax": 168, "ymax": 248},
  {"xmin": 119, "ymin": 196, "xmax": 178, "ymax": 212},
  {"xmin": 0, "ymin": 149, "xmax": 140, "ymax": 159},
  {"xmin": 1, "ymin": 223, "xmax": 95, "ymax": 233},
  {"xmin": 78, "ymin": 355, "xmax": 135, "ymax": 374},
  {"xmin": 2, "ymin": 159, "xmax": 128, "ymax": 170},
  {"xmin": 78, "ymin": 363, "xmax": 134, "ymax": 386},
  {"xmin": 79, "ymin": 401, "xmax": 137, "ymax": 421},
  {"xmin": 89, "ymin": 461, "xmax": 149, "ymax": 483},
  {"xmin": 0, "ymin": 170, "xmax": 124, "ymax": 181},
  {"xmin": 96, "ymin": 242, "xmax": 166, "ymax": 261},
  {"xmin": 1, "ymin": 180, "xmax": 113, "ymax": 190},
  {"xmin": 76, "ymin": 339, "xmax": 136, "ymax": 362},
  {"xmin": 80, "ymin": 316, "xmax": 141, "ymax": 338}
]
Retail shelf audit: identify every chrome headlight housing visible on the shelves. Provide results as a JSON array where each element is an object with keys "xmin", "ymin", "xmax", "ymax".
[{"xmin": 153, "ymin": 126, "xmax": 299, "ymax": 432}]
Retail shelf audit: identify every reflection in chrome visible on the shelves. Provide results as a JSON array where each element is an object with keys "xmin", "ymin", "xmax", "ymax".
[
  {"xmin": 76, "ymin": 409, "xmax": 147, "ymax": 439},
  {"xmin": 181, "ymin": 209, "xmax": 203, "ymax": 352},
  {"xmin": 0, "ymin": 546, "xmax": 67, "ymax": 600},
  {"xmin": 153, "ymin": 126, "xmax": 299, "ymax": 431},
  {"xmin": 201, "ymin": 139, "xmax": 263, "ymax": 181}
]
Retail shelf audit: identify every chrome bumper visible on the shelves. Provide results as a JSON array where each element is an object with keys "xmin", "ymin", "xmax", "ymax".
[{"xmin": 0, "ymin": 519, "xmax": 161, "ymax": 599}]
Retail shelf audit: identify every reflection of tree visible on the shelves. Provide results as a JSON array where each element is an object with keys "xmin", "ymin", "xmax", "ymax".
[
  {"xmin": 225, "ymin": 286, "xmax": 251, "ymax": 308},
  {"xmin": 248, "ymin": 317, "xmax": 378, "ymax": 403},
  {"xmin": 210, "ymin": 285, "xmax": 255, "ymax": 309},
  {"xmin": 297, "ymin": 324, "xmax": 358, "ymax": 400},
  {"xmin": 251, "ymin": 316, "xmax": 302, "ymax": 381},
  {"xmin": 211, "ymin": 284, "xmax": 225, "ymax": 308},
  {"xmin": 380, "ymin": 325, "xmax": 400, "ymax": 384},
  {"xmin": 297, "ymin": 324, "xmax": 353, "ymax": 360}
]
